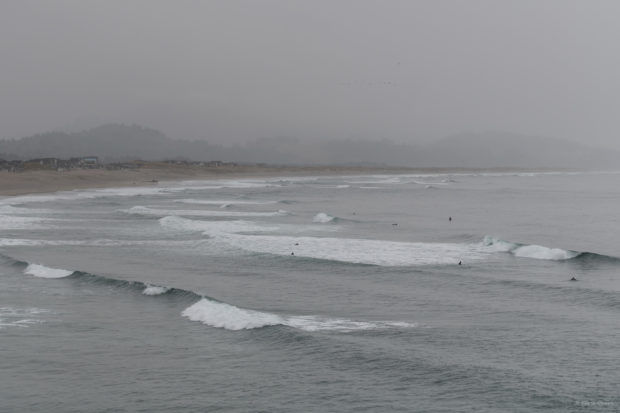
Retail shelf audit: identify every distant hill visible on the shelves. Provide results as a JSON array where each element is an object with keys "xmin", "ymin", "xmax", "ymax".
[
  {"xmin": 1, "ymin": 124, "xmax": 618, "ymax": 169},
  {"xmin": 0, "ymin": 124, "xmax": 198, "ymax": 161}
]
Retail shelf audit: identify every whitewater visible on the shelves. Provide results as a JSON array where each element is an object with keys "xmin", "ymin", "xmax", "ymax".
[{"xmin": 2, "ymin": 171, "xmax": 620, "ymax": 412}]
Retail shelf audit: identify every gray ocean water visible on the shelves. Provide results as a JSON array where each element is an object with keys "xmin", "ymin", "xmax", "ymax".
[{"xmin": 1, "ymin": 171, "xmax": 619, "ymax": 412}]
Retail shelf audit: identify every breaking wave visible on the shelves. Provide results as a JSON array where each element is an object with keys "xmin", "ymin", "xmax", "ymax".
[
  {"xmin": 142, "ymin": 284, "xmax": 171, "ymax": 296},
  {"xmin": 24, "ymin": 263, "xmax": 74, "ymax": 278},
  {"xmin": 2, "ymin": 253, "xmax": 414, "ymax": 332},
  {"xmin": 482, "ymin": 236, "xmax": 620, "ymax": 264},
  {"xmin": 222, "ymin": 234, "xmax": 483, "ymax": 266},
  {"xmin": 158, "ymin": 215, "xmax": 619, "ymax": 266},
  {"xmin": 158, "ymin": 216, "xmax": 480, "ymax": 266},
  {"xmin": 482, "ymin": 236, "xmax": 581, "ymax": 260},
  {"xmin": 182, "ymin": 298, "xmax": 283, "ymax": 330},
  {"xmin": 313, "ymin": 212, "xmax": 337, "ymax": 223},
  {"xmin": 183, "ymin": 298, "xmax": 417, "ymax": 331}
]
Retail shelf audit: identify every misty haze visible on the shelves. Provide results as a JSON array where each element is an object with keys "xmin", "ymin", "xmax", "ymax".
[{"xmin": 2, "ymin": 2, "xmax": 620, "ymax": 412}]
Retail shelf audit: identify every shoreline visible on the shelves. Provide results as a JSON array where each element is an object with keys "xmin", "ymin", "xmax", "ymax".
[{"xmin": 0, "ymin": 163, "xmax": 571, "ymax": 197}]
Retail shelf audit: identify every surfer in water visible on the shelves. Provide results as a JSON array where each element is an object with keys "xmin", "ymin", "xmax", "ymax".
[
  {"xmin": 449, "ymin": 216, "xmax": 452, "ymax": 222},
  {"xmin": 570, "ymin": 276, "xmax": 577, "ymax": 281}
]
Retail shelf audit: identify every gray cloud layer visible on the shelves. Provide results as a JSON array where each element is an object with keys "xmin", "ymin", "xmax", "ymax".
[{"xmin": 2, "ymin": 1, "xmax": 620, "ymax": 149}]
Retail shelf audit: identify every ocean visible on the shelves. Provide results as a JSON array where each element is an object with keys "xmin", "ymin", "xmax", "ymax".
[{"xmin": 1, "ymin": 171, "xmax": 619, "ymax": 412}]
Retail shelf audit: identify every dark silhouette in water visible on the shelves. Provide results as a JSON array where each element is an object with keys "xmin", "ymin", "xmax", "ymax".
[
  {"xmin": 570, "ymin": 276, "xmax": 577, "ymax": 281},
  {"xmin": 458, "ymin": 260, "xmax": 462, "ymax": 265},
  {"xmin": 291, "ymin": 252, "xmax": 295, "ymax": 256},
  {"xmin": 449, "ymin": 216, "xmax": 452, "ymax": 222}
]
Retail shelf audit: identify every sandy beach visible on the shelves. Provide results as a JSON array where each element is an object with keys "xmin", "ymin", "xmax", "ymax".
[
  {"xmin": 0, "ymin": 163, "xmax": 436, "ymax": 197},
  {"xmin": 0, "ymin": 163, "xmax": 547, "ymax": 197}
]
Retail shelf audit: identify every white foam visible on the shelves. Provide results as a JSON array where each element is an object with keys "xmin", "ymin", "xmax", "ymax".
[
  {"xmin": 0, "ymin": 215, "xmax": 48, "ymax": 230},
  {"xmin": 285, "ymin": 316, "xmax": 418, "ymax": 332},
  {"xmin": 175, "ymin": 199, "xmax": 277, "ymax": 207},
  {"xmin": 313, "ymin": 212, "xmax": 335, "ymax": 223},
  {"xmin": 0, "ymin": 307, "xmax": 49, "ymax": 329},
  {"xmin": 161, "ymin": 215, "xmax": 486, "ymax": 266},
  {"xmin": 182, "ymin": 298, "xmax": 416, "ymax": 332},
  {"xmin": 512, "ymin": 245, "xmax": 579, "ymax": 260},
  {"xmin": 482, "ymin": 236, "xmax": 517, "ymax": 252},
  {"xmin": 182, "ymin": 298, "xmax": 284, "ymax": 330},
  {"xmin": 222, "ymin": 234, "xmax": 484, "ymax": 266},
  {"xmin": 159, "ymin": 216, "xmax": 340, "ymax": 239},
  {"xmin": 159, "ymin": 216, "xmax": 280, "ymax": 235},
  {"xmin": 410, "ymin": 180, "xmax": 449, "ymax": 186},
  {"xmin": 142, "ymin": 284, "xmax": 171, "ymax": 296},
  {"xmin": 24, "ymin": 263, "xmax": 73, "ymax": 278},
  {"xmin": 123, "ymin": 206, "xmax": 286, "ymax": 218}
]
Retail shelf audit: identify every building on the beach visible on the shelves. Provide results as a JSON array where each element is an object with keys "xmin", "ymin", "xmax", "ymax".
[
  {"xmin": 69, "ymin": 156, "xmax": 99, "ymax": 168},
  {"xmin": 0, "ymin": 159, "xmax": 24, "ymax": 172},
  {"xmin": 23, "ymin": 158, "xmax": 59, "ymax": 170}
]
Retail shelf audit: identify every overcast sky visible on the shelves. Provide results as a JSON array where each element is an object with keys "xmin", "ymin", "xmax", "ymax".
[{"xmin": 2, "ymin": 0, "xmax": 620, "ymax": 149}]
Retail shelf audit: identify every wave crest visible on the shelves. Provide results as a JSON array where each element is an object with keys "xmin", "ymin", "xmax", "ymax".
[
  {"xmin": 313, "ymin": 212, "xmax": 336, "ymax": 223},
  {"xmin": 24, "ymin": 263, "xmax": 74, "ymax": 278},
  {"xmin": 143, "ymin": 284, "xmax": 171, "ymax": 296},
  {"xmin": 181, "ymin": 298, "xmax": 417, "ymax": 332},
  {"xmin": 2, "ymin": 253, "xmax": 413, "ymax": 333},
  {"xmin": 182, "ymin": 298, "xmax": 284, "ymax": 330},
  {"xmin": 482, "ymin": 236, "xmax": 580, "ymax": 260}
]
